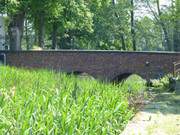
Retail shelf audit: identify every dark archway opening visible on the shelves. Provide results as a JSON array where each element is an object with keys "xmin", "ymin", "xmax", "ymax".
[
  {"xmin": 0, "ymin": 53, "xmax": 6, "ymax": 65},
  {"xmin": 67, "ymin": 71, "xmax": 95, "ymax": 80},
  {"xmin": 112, "ymin": 73, "xmax": 133, "ymax": 83},
  {"xmin": 67, "ymin": 71, "xmax": 83, "ymax": 76}
]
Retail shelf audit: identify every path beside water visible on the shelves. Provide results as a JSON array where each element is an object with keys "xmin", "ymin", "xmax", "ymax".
[{"xmin": 121, "ymin": 82, "xmax": 180, "ymax": 135}]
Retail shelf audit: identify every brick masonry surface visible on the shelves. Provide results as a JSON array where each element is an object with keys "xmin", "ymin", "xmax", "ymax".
[{"xmin": 1, "ymin": 51, "xmax": 180, "ymax": 81}]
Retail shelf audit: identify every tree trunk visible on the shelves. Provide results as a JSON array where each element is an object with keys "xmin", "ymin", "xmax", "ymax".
[
  {"xmin": 121, "ymin": 33, "xmax": 126, "ymax": 50},
  {"xmin": 34, "ymin": 29, "xmax": 38, "ymax": 46},
  {"xmin": 112, "ymin": 0, "xmax": 126, "ymax": 51},
  {"xmin": 25, "ymin": 18, "xmax": 30, "ymax": 50},
  {"xmin": 131, "ymin": 0, "xmax": 136, "ymax": 51},
  {"xmin": 173, "ymin": 24, "xmax": 180, "ymax": 51},
  {"xmin": 162, "ymin": 24, "xmax": 171, "ymax": 51},
  {"xmin": 51, "ymin": 22, "xmax": 58, "ymax": 49},
  {"xmin": 38, "ymin": 13, "xmax": 45, "ymax": 48},
  {"xmin": 173, "ymin": 0, "xmax": 180, "ymax": 51},
  {"xmin": 156, "ymin": 0, "xmax": 171, "ymax": 51},
  {"xmin": 112, "ymin": 0, "xmax": 117, "ymax": 5},
  {"xmin": 8, "ymin": 12, "xmax": 25, "ymax": 51}
]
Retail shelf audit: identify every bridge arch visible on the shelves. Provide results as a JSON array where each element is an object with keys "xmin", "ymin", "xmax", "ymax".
[{"xmin": 111, "ymin": 73, "xmax": 145, "ymax": 83}]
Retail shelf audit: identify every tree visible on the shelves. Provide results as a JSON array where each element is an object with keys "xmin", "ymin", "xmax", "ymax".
[
  {"xmin": 2, "ymin": 0, "xmax": 177, "ymax": 51},
  {"xmin": 136, "ymin": 17, "xmax": 163, "ymax": 51},
  {"xmin": 145, "ymin": 0, "xmax": 173, "ymax": 51},
  {"xmin": 30, "ymin": 0, "xmax": 49, "ymax": 48},
  {"xmin": 156, "ymin": 0, "xmax": 171, "ymax": 51},
  {"xmin": 130, "ymin": 0, "xmax": 136, "ymax": 51},
  {"xmin": 56, "ymin": 0, "xmax": 94, "ymax": 49},
  {"xmin": 0, "ymin": 0, "xmax": 6, "ymax": 14},
  {"xmin": 112, "ymin": 0, "xmax": 126, "ymax": 50},
  {"xmin": 173, "ymin": 0, "xmax": 180, "ymax": 51},
  {"xmin": 6, "ymin": 0, "xmax": 28, "ymax": 50},
  {"xmin": 83, "ymin": 0, "xmax": 131, "ymax": 50}
]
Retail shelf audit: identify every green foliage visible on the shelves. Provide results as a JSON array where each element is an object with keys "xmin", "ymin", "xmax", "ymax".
[
  {"xmin": 150, "ymin": 75, "xmax": 177, "ymax": 92},
  {"xmin": 136, "ymin": 17, "xmax": 163, "ymax": 51},
  {"xmin": 122, "ymin": 75, "xmax": 146, "ymax": 95},
  {"xmin": 0, "ymin": 66, "xmax": 146, "ymax": 134},
  {"xmin": 2, "ymin": 0, "xmax": 180, "ymax": 51},
  {"xmin": 86, "ymin": 0, "xmax": 131, "ymax": 50}
]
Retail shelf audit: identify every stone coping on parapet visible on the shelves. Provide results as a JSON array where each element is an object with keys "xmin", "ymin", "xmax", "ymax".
[{"xmin": 0, "ymin": 50, "xmax": 180, "ymax": 55}]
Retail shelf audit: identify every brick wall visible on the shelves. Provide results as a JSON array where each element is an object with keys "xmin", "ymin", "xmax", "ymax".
[{"xmin": 1, "ymin": 51, "xmax": 180, "ymax": 81}]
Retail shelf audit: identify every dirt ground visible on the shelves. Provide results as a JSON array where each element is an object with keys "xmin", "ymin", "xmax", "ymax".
[{"xmin": 121, "ymin": 82, "xmax": 180, "ymax": 135}]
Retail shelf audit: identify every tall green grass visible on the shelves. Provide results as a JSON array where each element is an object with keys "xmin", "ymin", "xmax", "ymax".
[{"xmin": 0, "ymin": 66, "xmax": 145, "ymax": 134}]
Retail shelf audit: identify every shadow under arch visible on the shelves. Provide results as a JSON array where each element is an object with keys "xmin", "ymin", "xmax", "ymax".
[
  {"xmin": 67, "ymin": 71, "xmax": 95, "ymax": 80},
  {"xmin": 112, "ymin": 73, "xmax": 133, "ymax": 83},
  {"xmin": 111, "ymin": 73, "xmax": 146, "ymax": 84}
]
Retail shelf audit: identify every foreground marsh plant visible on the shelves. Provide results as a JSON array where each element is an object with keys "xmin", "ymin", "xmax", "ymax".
[{"xmin": 0, "ymin": 66, "xmax": 146, "ymax": 134}]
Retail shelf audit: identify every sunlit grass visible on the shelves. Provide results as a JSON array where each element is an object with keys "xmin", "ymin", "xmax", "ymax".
[{"xmin": 0, "ymin": 66, "xmax": 145, "ymax": 134}]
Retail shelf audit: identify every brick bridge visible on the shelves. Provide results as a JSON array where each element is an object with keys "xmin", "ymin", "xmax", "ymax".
[{"xmin": 0, "ymin": 51, "xmax": 180, "ymax": 81}]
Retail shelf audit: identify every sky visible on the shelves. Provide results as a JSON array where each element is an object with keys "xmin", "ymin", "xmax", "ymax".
[
  {"xmin": 135, "ymin": 0, "xmax": 172, "ymax": 19},
  {"xmin": 160, "ymin": 0, "xmax": 171, "ymax": 6}
]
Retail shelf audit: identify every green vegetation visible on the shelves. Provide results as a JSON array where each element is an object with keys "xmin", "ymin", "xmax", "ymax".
[
  {"xmin": 150, "ymin": 76, "xmax": 170, "ymax": 91},
  {"xmin": 0, "ymin": 0, "xmax": 180, "ymax": 51},
  {"xmin": 150, "ymin": 75, "xmax": 179, "ymax": 92},
  {"xmin": 0, "ymin": 66, "xmax": 146, "ymax": 134}
]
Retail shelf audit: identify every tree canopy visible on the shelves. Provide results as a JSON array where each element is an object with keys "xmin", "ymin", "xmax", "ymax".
[{"xmin": 0, "ymin": 0, "xmax": 179, "ymax": 51}]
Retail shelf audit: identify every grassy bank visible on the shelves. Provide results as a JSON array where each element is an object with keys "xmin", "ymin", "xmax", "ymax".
[{"xmin": 0, "ymin": 66, "xmax": 145, "ymax": 134}]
